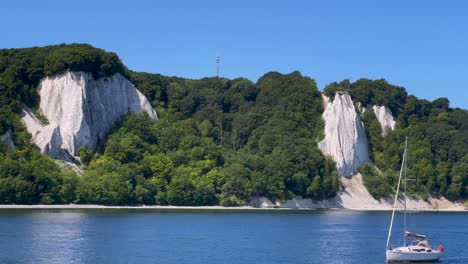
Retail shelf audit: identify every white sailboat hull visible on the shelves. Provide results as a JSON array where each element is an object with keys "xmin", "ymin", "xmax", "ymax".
[{"xmin": 386, "ymin": 248, "xmax": 442, "ymax": 262}]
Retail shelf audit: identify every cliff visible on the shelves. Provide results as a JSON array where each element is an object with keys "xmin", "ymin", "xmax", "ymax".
[
  {"xmin": 21, "ymin": 71, "xmax": 157, "ymax": 161},
  {"xmin": 318, "ymin": 92, "xmax": 370, "ymax": 178},
  {"xmin": 373, "ymin": 105, "xmax": 396, "ymax": 135}
]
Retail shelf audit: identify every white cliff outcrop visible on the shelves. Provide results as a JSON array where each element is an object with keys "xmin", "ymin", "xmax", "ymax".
[
  {"xmin": 372, "ymin": 105, "xmax": 396, "ymax": 136},
  {"xmin": 21, "ymin": 71, "xmax": 157, "ymax": 161},
  {"xmin": 0, "ymin": 129, "xmax": 14, "ymax": 148},
  {"xmin": 318, "ymin": 92, "xmax": 370, "ymax": 178}
]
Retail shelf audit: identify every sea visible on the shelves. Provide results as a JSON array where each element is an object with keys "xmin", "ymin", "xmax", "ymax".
[{"xmin": 0, "ymin": 209, "xmax": 466, "ymax": 264}]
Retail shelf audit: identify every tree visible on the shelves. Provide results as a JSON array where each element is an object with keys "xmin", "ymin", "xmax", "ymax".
[
  {"xmin": 78, "ymin": 146, "xmax": 94, "ymax": 165},
  {"xmin": 359, "ymin": 163, "xmax": 392, "ymax": 199},
  {"xmin": 165, "ymin": 176, "xmax": 197, "ymax": 206},
  {"xmin": 307, "ymin": 176, "xmax": 322, "ymax": 199},
  {"xmin": 446, "ymin": 175, "xmax": 463, "ymax": 200}
]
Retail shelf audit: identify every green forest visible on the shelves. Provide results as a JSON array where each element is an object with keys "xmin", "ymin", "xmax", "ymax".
[{"xmin": 0, "ymin": 44, "xmax": 467, "ymax": 205}]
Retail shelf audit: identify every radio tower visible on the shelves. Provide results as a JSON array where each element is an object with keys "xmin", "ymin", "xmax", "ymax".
[{"xmin": 216, "ymin": 56, "xmax": 220, "ymax": 78}]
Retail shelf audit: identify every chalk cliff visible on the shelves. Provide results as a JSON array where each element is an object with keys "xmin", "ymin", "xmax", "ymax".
[
  {"xmin": 21, "ymin": 71, "xmax": 157, "ymax": 161},
  {"xmin": 318, "ymin": 92, "xmax": 370, "ymax": 178},
  {"xmin": 372, "ymin": 105, "xmax": 396, "ymax": 135}
]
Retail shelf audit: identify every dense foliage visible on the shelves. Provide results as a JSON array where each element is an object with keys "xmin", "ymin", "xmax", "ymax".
[
  {"xmin": 326, "ymin": 79, "xmax": 468, "ymax": 200},
  {"xmin": 0, "ymin": 145, "xmax": 78, "ymax": 204},
  {"xmin": 78, "ymin": 71, "xmax": 339, "ymax": 205}
]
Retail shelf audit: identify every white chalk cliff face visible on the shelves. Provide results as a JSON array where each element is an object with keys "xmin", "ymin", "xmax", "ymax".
[
  {"xmin": 372, "ymin": 105, "xmax": 396, "ymax": 136},
  {"xmin": 21, "ymin": 71, "xmax": 157, "ymax": 161},
  {"xmin": 318, "ymin": 92, "xmax": 370, "ymax": 178}
]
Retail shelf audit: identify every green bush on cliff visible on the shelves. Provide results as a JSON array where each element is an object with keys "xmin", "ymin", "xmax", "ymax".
[{"xmin": 359, "ymin": 163, "xmax": 393, "ymax": 199}]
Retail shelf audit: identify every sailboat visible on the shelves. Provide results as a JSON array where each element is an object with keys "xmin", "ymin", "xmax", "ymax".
[{"xmin": 386, "ymin": 138, "xmax": 443, "ymax": 262}]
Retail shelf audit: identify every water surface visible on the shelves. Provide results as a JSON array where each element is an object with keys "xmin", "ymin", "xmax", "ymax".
[{"xmin": 0, "ymin": 209, "xmax": 466, "ymax": 264}]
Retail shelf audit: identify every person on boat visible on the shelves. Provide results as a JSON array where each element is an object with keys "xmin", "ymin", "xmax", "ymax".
[{"xmin": 417, "ymin": 240, "xmax": 432, "ymax": 249}]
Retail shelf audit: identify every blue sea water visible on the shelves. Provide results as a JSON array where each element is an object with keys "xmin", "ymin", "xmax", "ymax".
[{"xmin": 0, "ymin": 209, "xmax": 466, "ymax": 264}]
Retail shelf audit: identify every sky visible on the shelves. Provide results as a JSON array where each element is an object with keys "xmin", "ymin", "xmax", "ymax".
[{"xmin": 2, "ymin": 0, "xmax": 467, "ymax": 108}]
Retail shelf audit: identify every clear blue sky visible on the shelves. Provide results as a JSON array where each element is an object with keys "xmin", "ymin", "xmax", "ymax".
[{"xmin": 2, "ymin": 0, "xmax": 467, "ymax": 108}]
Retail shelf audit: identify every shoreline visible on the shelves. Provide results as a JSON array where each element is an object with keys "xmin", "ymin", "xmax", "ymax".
[
  {"xmin": 1, "ymin": 176, "xmax": 465, "ymax": 213},
  {"xmin": 0, "ymin": 204, "xmax": 466, "ymax": 212}
]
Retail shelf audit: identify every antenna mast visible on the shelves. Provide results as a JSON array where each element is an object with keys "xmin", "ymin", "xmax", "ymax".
[{"xmin": 216, "ymin": 56, "xmax": 220, "ymax": 78}]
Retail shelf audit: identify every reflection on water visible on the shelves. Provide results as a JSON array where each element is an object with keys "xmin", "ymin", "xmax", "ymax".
[
  {"xmin": 387, "ymin": 262, "xmax": 443, "ymax": 264},
  {"xmin": 0, "ymin": 212, "xmax": 89, "ymax": 264},
  {"xmin": 29, "ymin": 213, "xmax": 89, "ymax": 263},
  {"xmin": 0, "ymin": 210, "xmax": 466, "ymax": 264}
]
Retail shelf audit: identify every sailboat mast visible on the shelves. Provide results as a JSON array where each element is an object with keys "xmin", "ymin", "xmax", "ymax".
[
  {"xmin": 386, "ymin": 137, "xmax": 408, "ymax": 249},
  {"xmin": 403, "ymin": 137, "xmax": 408, "ymax": 246}
]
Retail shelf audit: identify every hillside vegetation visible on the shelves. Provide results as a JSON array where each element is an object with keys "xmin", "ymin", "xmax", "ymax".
[
  {"xmin": 78, "ymin": 72, "xmax": 338, "ymax": 205},
  {"xmin": 0, "ymin": 44, "xmax": 467, "ymax": 205},
  {"xmin": 325, "ymin": 80, "xmax": 468, "ymax": 200}
]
